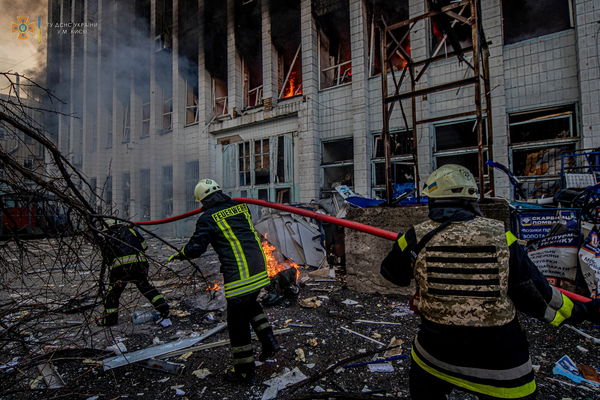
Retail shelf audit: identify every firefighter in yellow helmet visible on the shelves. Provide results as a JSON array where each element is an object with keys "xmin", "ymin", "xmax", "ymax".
[
  {"xmin": 381, "ymin": 164, "xmax": 599, "ymax": 400},
  {"xmin": 168, "ymin": 179, "xmax": 280, "ymax": 383}
]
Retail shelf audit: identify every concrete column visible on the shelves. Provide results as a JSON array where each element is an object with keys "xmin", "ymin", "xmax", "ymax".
[
  {"xmin": 261, "ymin": 0, "xmax": 278, "ymax": 108},
  {"xmin": 149, "ymin": 0, "xmax": 160, "ymax": 220},
  {"xmin": 197, "ymin": 0, "xmax": 212, "ymax": 181},
  {"xmin": 226, "ymin": 0, "xmax": 243, "ymax": 116},
  {"xmin": 349, "ymin": 0, "xmax": 369, "ymax": 195},
  {"xmin": 172, "ymin": 0, "xmax": 186, "ymax": 218},
  {"xmin": 297, "ymin": 0, "xmax": 320, "ymax": 202},
  {"xmin": 575, "ymin": 0, "xmax": 600, "ymax": 149}
]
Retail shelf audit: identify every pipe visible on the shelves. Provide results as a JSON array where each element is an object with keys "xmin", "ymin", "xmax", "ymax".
[{"xmin": 133, "ymin": 198, "xmax": 591, "ymax": 304}]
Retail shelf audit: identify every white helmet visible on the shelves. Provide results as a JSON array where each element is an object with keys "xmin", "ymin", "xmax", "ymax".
[
  {"xmin": 423, "ymin": 164, "xmax": 479, "ymax": 199},
  {"xmin": 194, "ymin": 179, "xmax": 222, "ymax": 202}
]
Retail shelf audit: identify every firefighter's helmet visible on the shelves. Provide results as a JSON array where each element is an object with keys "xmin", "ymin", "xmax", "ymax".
[
  {"xmin": 194, "ymin": 179, "xmax": 222, "ymax": 202},
  {"xmin": 423, "ymin": 164, "xmax": 479, "ymax": 199}
]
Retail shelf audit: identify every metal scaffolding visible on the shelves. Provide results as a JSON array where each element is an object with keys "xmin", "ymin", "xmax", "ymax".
[{"xmin": 380, "ymin": 0, "xmax": 494, "ymax": 203}]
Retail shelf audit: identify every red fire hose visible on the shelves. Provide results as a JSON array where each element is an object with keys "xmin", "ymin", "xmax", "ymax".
[{"xmin": 134, "ymin": 198, "xmax": 592, "ymax": 304}]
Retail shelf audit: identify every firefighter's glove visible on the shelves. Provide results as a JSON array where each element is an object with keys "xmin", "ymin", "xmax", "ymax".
[{"xmin": 167, "ymin": 250, "xmax": 184, "ymax": 262}]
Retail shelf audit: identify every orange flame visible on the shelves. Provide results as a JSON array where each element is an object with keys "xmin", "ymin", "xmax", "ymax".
[
  {"xmin": 283, "ymin": 71, "xmax": 301, "ymax": 98},
  {"xmin": 261, "ymin": 237, "xmax": 300, "ymax": 280},
  {"xmin": 205, "ymin": 282, "xmax": 221, "ymax": 291}
]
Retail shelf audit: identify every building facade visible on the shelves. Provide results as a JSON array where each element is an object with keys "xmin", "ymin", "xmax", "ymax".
[{"xmin": 46, "ymin": 0, "xmax": 600, "ymax": 233}]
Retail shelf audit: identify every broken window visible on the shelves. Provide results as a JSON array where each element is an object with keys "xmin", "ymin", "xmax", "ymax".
[
  {"xmin": 162, "ymin": 165, "xmax": 173, "ymax": 218},
  {"xmin": 141, "ymin": 98, "xmax": 150, "ymax": 138},
  {"xmin": 509, "ymin": 106, "xmax": 578, "ymax": 198},
  {"xmin": 235, "ymin": 0, "xmax": 263, "ymax": 108},
  {"xmin": 366, "ymin": 0, "xmax": 410, "ymax": 76},
  {"xmin": 321, "ymin": 138, "xmax": 354, "ymax": 196},
  {"xmin": 179, "ymin": 0, "xmax": 199, "ymax": 125},
  {"xmin": 314, "ymin": 0, "xmax": 352, "ymax": 89},
  {"xmin": 502, "ymin": 0, "xmax": 573, "ymax": 45},
  {"xmin": 433, "ymin": 120, "xmax": 487, "ymax": 180},
  {"xmin": 155, "ymin": 0, "xmax": 173, "ymax": 51},
  {"xmin": 429, "ymin": 0, "xmax": 472, "ymax": 56},
  {"xmin": 255, "ymin": 139, "xmax": 270, "ymax": 185},
  {"xmin": 371, "ymin": 132, "xmax": 414, "ymax": 198},
  {"xmin": 89, "ymin": 177, "xmax": 97, "ymax": 204},
  {"xmin": 106, "ymin": 107, "xmax": 112, "ymax": 148},
  {"xmin": 239, "ymin": 141, "xmax": 251, "ymax": 187},
  {"xmin": 122, "ymin": 172, "xmax": 130, "ymax": 218},
  {"xmin": 205, "ymin": 1, "xmax": 228, "ymax": 116},
  {"xmin": 139, "ymin": 168, "xmax": 151, "ymax": 221},
  {"xmin": 185, "ymin": 160, "xmax": 199, "ymax": 211},
  {"xmin": 105, "ymin": 175, "xmax": 113, "ymax": 210},
  {"xmin": 223, "ymin": 135, "xmax": 293, "ymax": 201},
  {"xmin": 270, "ymin": 0, "xmax": 302, "ymax": 99},
  {"xmin": 120, "ymin": 90, "xmax": 130, "ymax": 143}
]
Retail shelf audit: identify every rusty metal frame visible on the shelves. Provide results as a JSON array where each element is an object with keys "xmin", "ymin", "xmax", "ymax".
[{"xmin": 380, "ymin": 0, "xmax": 494, "ymax": 203}]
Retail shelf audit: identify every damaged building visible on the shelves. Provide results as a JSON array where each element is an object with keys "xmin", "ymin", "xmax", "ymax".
[{"xmin": 45, "ymin": 0, "xmax": 600, "ymax": 233}]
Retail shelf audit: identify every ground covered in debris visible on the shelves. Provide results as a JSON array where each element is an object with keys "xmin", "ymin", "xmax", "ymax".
[{"xmin": 1, "ymin": 238, "xmax": 598, "ymax": 400}]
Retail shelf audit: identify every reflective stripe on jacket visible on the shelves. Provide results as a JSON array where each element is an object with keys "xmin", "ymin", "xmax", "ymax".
[{"xmin": 183, "ymin": 199, "xmax": 269, "ymax": 298}]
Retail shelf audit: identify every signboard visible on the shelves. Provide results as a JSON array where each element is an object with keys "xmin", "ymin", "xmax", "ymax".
[
  {"xmin": 527, "ymin": 231, "xmax": 580, "ymax": 289},
  {"xmin": 515, "ymin": 209, "xmax": 579, "ymax": 240}
]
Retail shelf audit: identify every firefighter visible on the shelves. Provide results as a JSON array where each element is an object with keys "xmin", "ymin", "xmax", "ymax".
[
  {"xmin": 380, "ymin": 164, "xmax": 600, "ymax": 400},
  {"xmin": 98, "ymin": 220, "xmax": 171, "ymax": 327},
  {"xmin": 167, "ymin": 179, "xmax": 280, "ymax": 383}
]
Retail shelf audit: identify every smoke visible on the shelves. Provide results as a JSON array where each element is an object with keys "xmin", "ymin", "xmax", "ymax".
[{"xmin": 0, "ymin": 0, "xmax": 48, "ymax": 87}]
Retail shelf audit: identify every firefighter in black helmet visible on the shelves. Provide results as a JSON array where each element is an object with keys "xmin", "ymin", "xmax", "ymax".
[
  {"xmin": 381, "ymin": 164, "xmax": 599, "ymax": 400},
  {"xmin": 168, "ymin": 179, "xmax": 280, "ymax": 383},
  {"xmin": 98, "ymin": 219, "xmax": 171, "ymax": 327}
]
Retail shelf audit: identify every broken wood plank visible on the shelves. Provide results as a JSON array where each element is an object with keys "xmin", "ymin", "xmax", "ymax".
[
  {"xmin": 157, "ymin": 327, "xmax": 292, "ymax": 359},
  {"xmin": 102, "ymin": 323, "xmax": 226, "ymax": 370},
  {"xmin": 353, "ymin": 319, "xmax": 405, "ymax": 326},
  {"xmin": 340, "ymin": 326, "xmax": 385, "ymax": 346}
]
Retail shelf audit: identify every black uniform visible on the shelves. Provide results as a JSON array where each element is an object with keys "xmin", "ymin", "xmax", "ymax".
[
  {"xmin": 101, "ymin": 224, "xmax": 169, "ymax": 326},
  {"xmin": 178, "ymin": 193, "xmax": 275, "ymax": 379},
  {"xmin": 381, "ymin": 200, "xmax": 597, "ymax": 400}
]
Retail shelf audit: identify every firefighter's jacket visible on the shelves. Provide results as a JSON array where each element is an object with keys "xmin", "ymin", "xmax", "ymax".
[
  {"xmin": 380, "ymin": 204, "xmax": 590, "ymax": 399},
  {"xmin": 182, "ymin": 198, "xmax": 269, "ymax": 298},
  {"xmin": 102, "ymin": 225, "xmax": 148, "ymax": 268}
]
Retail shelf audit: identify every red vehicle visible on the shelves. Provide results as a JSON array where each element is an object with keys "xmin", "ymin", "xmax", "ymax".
[{"xmin": 0, "ymin": 194, "xmax": 70, "ymax": 238}]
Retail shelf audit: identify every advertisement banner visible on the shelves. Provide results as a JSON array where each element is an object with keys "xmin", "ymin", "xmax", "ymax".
[
  {"xmin": 527, "ymin": 231, "xmax": 580, "ymax": 289},
  {"xmin": 516, "ymin": 210, "xmax": 579, "ymax": 240}
]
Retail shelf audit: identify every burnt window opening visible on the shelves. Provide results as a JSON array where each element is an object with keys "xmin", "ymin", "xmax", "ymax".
[
  {"xmin": 155, "ymin": 0, "xmax": 173, "ymax": 51},
  {"xmin": 122, "ymin": 172, "xmax": 130, "ymax": 219},
  {"xmin": 235, "ymin": 0, "xmax": 263, "ymax": 108},
  {"xmin": 185, "ymin": 161, "xmax": 200, "ymax": 211},
  {"xmin": 155, "ymin": 49, "xmax": 173, "ymax": 133},
  {"xmin": 139, "ymin": 168, "xmax": 151, "ymax": 221},
  {"xmin": 321, "ymin": 138, "xmax": 354, "ymax": 196},
  {"xmin": 254, "ymin": 139, "xmax": 270, "ymax": 185},
  {"xmin": 270, "ymin": 0, "xmax": 302, "ymax": 99},
  {"xmin": 366, "ymin": 0, "xmax": 410, "ymax": 76},
  {"xmin": 509, "ymin": 106, "xmax": 578, "ymax": 199},
  {"xmin": 205, "ymin": 1, "xmax": 228, "ymax": 117},
  {"xmin": 224, "ymin": 136, "xmax": 293, "ymax": 201},
  {"xmin": 371, "ymin": 132, "xmax": 414, "ymax": 199},
  {"xmin": 162, "ymin": 165, "xmax": 173, "ymax": 218},
  {"xmin": 105, "ymin": 175, "xmax": 113, "ymax": 211},
  {"xmin": 106, "ymin": 107, "xmax": 113, "ymax": 149},
  {"xmin": 502, "ymin": 0, "xmax": 573, "ymax": 45},
  {"xmin": 118, "ymin": 88, "xmax": 130, "ymax": 143},
  {"xmin": 429, "ymin": 0, "xmax": 472, "ymax": 56},
  {"xmin": 433, "ymin": 120, "xmax": 488, "ymax": 181},
  {"xmin": 134, "ymin": 0, "xmax": 152, "ymax": 137},
  {"xmin": 314, "ymin": 0, "xmax": 352, "ymax": 89},
  {"xmin": 179, "ymin": 0, "xmax": 199, "ymax": 125}
]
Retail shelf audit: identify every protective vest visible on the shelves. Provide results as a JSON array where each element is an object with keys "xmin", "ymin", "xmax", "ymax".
[
  {"xmin": 103, "ymin": 226, "xmax": 148, "ymax": 268},
  {"xmin": 186, "ymin": 200, "xmax": 270, "ymax": 298},
  {"xmin": 412, "ymin": 216, "xmax": 516, "ymax": 327}
]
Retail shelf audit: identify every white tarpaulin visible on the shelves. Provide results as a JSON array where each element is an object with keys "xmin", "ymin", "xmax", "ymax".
[{"xmin": 254, "ymin": 211, "xmax": 326, "ymax": 268}]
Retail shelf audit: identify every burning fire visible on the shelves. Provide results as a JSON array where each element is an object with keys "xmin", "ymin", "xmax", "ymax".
[
  {"xmin": 261, "ymin": 237, "xmax": 300, "ymax": 279},
  {"xmin": 283, "ymin": 71, "xmax": 301, "ymax": 98},
  {"xmin": 205, "ymin": 282, "xmax": 221, "ymax": 291}
]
